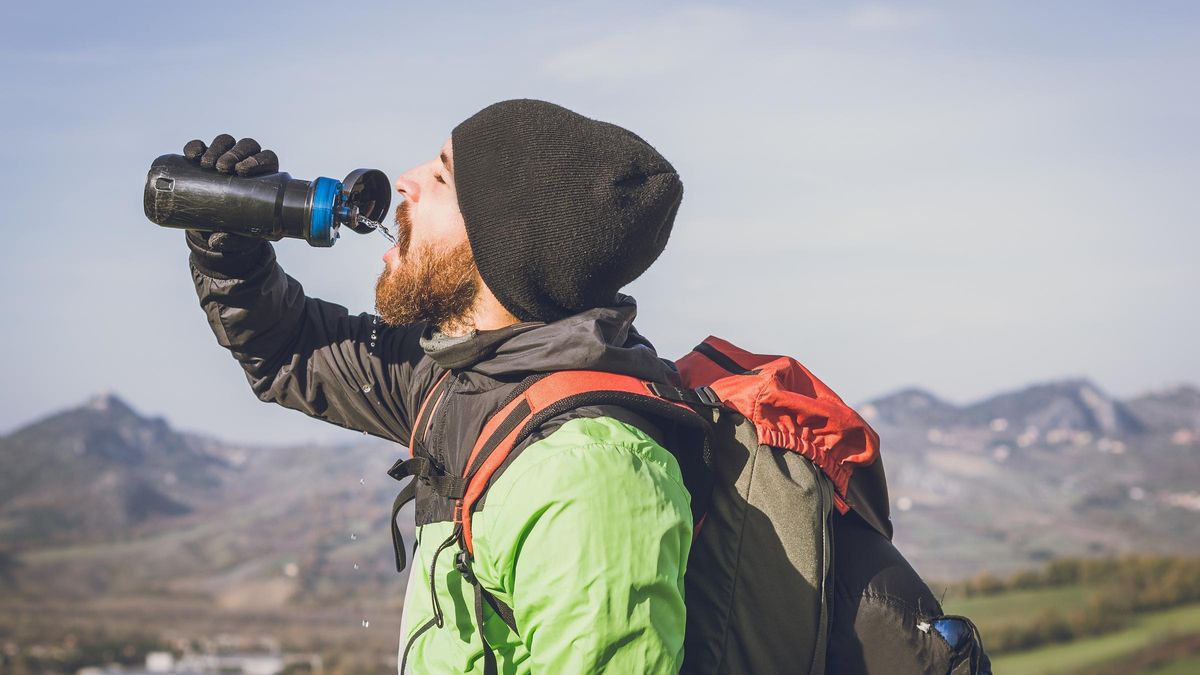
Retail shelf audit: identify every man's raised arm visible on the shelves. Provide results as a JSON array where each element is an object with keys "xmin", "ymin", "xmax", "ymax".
[
  {"xmin": 187, "ymin": 230, "xmax": 428, "ymax": 443},
  {"xmin": 176, "ymin": 134, "xmax": 429, "ymax": 443}
]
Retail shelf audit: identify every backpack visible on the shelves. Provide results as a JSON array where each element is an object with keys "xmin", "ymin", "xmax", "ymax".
[{"xmin": 388, "ymin": 336, "xmax": 991, "ymax": 674}]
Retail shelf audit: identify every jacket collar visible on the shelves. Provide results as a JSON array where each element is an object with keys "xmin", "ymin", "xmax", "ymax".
[
  {"xmin": 420, "ymin": 294, "xmax": 680, "ymax": 384},
  {"xmin": 419, "ymin": 321, "xmax": 543, "ymax": 371}
]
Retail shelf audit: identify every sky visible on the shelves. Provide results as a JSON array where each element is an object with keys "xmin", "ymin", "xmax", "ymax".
[{"xmin": 1, "ymin": 1, "xmax": 1197, "ymax": 444}]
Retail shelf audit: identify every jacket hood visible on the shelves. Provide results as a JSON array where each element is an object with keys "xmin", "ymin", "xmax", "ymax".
[{"xmin": 420, "ymin": 294, "xmax": 680, "ymax": 385}]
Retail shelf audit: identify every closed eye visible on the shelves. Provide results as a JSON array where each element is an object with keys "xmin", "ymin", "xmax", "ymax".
[{"xmin": 434, "ymin": 173, "xmax": 446, "ymax": 185}]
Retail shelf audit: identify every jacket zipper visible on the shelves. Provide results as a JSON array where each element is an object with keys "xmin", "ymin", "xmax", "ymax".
[{"xmin": 424, "ymin": 374, "xmax": 457, "ymax": 470}]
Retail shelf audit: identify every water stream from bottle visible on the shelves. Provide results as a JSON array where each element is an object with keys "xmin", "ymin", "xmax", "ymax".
[{"xmin": 358, "ymin": 216, "xmax": 396, "ymax": 245}]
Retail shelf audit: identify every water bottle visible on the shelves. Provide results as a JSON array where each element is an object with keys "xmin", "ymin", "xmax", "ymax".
[{"xmin": 143, "ymin": 154, "xmax": 391, "ymax": 247}]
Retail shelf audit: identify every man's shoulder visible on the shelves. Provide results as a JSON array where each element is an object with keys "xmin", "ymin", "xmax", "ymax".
[
  {"xmin": 487, "ymin": 411, "xmax": 689, "ymax": 510},
  {"xmin": 470, "ymin": 412, "xmax": 693, "ymax": 577}
]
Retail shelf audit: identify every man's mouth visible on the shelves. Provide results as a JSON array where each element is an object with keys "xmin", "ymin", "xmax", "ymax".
[
  {"xmin": 382, "ymin": 243, "xmax": 401, "ymax": 265},
  {"xmin": 384, "ymin": 201, "xmax": 413, "ymax": 264}
]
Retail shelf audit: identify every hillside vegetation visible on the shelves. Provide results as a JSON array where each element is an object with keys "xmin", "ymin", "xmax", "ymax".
[{"xmin": 942, "ymin": 555, "xmax": 1200, "ymax": 674}]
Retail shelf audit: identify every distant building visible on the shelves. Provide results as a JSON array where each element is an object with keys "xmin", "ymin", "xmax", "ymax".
[{"xmin": 78, "ymin": 649, "xmax": 319, "ymax": 675}]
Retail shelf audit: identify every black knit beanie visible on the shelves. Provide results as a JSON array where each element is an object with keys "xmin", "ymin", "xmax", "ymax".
[{"xmin": 452, "ymin": 99, "xmax": 682, "ymax": 323}]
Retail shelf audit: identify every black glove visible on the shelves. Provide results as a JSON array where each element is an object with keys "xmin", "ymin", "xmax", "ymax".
[
  {"xmin": 183, "ymin": 134, "xmax": 279, "ymax": 273},
  {"xmin": 183, "ymin": 133, "xmax": 279, "ymax": 177}
]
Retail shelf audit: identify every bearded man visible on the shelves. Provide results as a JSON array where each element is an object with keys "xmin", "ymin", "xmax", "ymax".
[{"xmin": 185, "ymin": 99, "xmax": 693, "ymax": 674}]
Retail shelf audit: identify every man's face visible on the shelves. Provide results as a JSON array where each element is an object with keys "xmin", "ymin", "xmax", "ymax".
[{"xmin": 375, "ymin": 138, "xmax": 480, "ymax": 331}]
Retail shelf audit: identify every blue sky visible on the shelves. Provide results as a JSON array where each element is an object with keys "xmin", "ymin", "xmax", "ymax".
[{"xmin": 1, "ymin": 1, "xmax": 1197, "ymax": 444}]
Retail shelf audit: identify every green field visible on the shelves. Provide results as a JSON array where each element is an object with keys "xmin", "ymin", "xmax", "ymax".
[
  {"xmin": 967, "ymin": 602, "xmax": 1200, "ymax": 675},
  {"xmin": 945, "ymin": 584, "xmax": 1096, "ymax": 636},
  {"xmin": 1143, "ymin": 654, "xmax": 1200, "ymax": 675}
]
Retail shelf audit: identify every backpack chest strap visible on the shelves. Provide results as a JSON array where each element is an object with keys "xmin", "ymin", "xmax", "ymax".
[{"xmin": 386, "ymin": 456, "xmax": 467, "ymax": 573}]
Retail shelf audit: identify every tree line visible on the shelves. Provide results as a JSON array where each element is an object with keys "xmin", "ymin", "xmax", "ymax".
[{"xmin": 946, "ymin": 555, "xmax": 1200, "ymax": 654}]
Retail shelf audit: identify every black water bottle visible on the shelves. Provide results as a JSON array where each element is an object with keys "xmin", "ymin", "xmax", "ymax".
[{"xmin": 143, "ymin": 154, "xmax": 391, "ymax": 247}]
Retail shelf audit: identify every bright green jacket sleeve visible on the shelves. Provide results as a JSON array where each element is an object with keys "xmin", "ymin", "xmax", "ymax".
[{"xmin": 474, "ymin": 415, "xmax": 693, "ymax": 673}]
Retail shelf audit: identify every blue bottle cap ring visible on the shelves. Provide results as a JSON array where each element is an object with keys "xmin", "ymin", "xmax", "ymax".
[{"xmin": 309, "ymin": 177, "xmax": 342, "ymax": 246}]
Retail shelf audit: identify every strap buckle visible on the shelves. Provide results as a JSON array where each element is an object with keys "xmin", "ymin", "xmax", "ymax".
[
  {"xmin": 648, "ymin": 382, "xmax": 723, "ymax": 409},
  {"xmin": 455, "ymin": 549, "xmax": 477, "ymax": 584},
  {"xmin": 694, "ymin": 385, "xmax": 722, "ymax": 407},
  {"xmin": 387, "ymin": 456, "xmax": 428, "ymax": 481}
]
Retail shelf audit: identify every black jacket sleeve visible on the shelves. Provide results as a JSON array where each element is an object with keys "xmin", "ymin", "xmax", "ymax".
[{"xmin": 187, "ymin": 231, "xmax": 431, "ymax": 443}]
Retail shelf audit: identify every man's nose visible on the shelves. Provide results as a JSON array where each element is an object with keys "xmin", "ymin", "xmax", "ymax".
[{"xmin": 395, "ymin": 173, "xmax": 420, "ymax": 202}]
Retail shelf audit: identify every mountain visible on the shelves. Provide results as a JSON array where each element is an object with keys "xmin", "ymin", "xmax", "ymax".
[
  {"xmin": 0, "ymin": 392, "xmax": 222, "ymax": 543},
  {"xmin": 1, "ymin": 378, "xmax": 1198, "ymax": 603},
  {"xmin": 861, "ymin": 379, "xmax": 1147, "ymax": 436},
  {"xmin": 859, "ymin": 378, "xmax": 1200, "ymax": 579},
  {"xmin": 0, "ymin": 393, "xmax": 414, "ymax": 606},
  {"xmin": 1125, "ymin": 384, "xmax": 1200, "ymax": 436},
  {"xmin": 859, "ymin": 387, "xmax": 961, "ymax": 428},
  {"xmin": 959, "ymin": 378, "xmax": 1146, "ymax": 436}
]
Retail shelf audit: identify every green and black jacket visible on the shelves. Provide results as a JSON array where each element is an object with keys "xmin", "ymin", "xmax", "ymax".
[{"xmin": 188, "ymin": 234, "xmax": 694, "ymax": 673}]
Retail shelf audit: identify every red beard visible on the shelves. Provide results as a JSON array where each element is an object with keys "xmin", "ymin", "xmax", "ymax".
[{"xmin": 374, "ymin": 202, "xmax": 479, "ymax": 332}]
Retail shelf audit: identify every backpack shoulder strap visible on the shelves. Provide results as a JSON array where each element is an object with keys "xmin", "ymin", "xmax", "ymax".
[
  {"xmin": 448, "ymin": 369, "xmax": 714, "ymax": 671},
  {"xmin": 395, "ymin": 369, "xmax": 715, "ymax": 675},
  {"xmin": 410, "ymin": 369, "xmax": 453, "ymax": 451},
  {"xmin": 456, "ymin": 369, "xmax": 711, "ymax": 554}
]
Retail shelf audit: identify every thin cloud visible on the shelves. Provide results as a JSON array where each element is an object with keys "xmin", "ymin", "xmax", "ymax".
[
  {"xmin": 541, "ymin": 7, "xmax": 751, "ymax": 81},
  {"xmin": 846, "ymin": 4, "xmax": 935, "ymax": 32}
]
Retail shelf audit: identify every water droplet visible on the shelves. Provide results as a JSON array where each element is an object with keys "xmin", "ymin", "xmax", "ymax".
[
  {"xmin": 361, "ymin": 384, "xmax": 372, "ymax": 393},
  {"xmin": 362, "ymin": 430, "xmax": 368, "ymax": 435},
  {"xmin": 361, "ymin": 619, "xmax": 370, "ymax": 628},
  {"xmin": 350, "ymin": 533, "xmax": 357, "ymax": 541},
  {"xmin": 359, "ymin": 477, "xmax": 366, "ymax": 486},
  {"xmin": 353, "ymin": 562, "xmax": 359, "ymax": 570}
]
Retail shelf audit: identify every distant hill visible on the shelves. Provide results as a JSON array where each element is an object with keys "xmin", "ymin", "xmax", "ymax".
[
  {"xmin": 1, "ymin": 379, "xmax": 1198, "ymax": 603},
  {"xmin": 0, "ymin": 394, "xmax": 413, "ymax": 606},
  {"xmin": 858, "ymin": 387, "xmax": 960, "ymax": 428},
  {"xmin": 862, "ymin": 379, "xmax": 1147, "ymax": 435},
  {"xmin": 0, "ymin": 393, "xmax": 218, "ymax": 543},
  {"xmin": 1126, "ymin": 384, "xmax": 1200, "ymax": 433},
  {"xmin": 861, "ymin": 380, "xmax": 1200, "ymax": 578},
  {"xmin": 959, "ymin": 378, "xmax": 1147, "ymax": 435}
]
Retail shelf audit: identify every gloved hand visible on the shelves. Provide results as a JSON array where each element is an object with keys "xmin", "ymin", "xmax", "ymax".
[
  {"xmin": 183, "ymin": 133, "xmax": 279, "ymax": 177},
  {"xmin": 183, "ymin": 134, "xmax": 279, "ymax": 273},
  {"xmin": 182, "ymin": 134, "xmax": 280, "ymax": 254}
]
